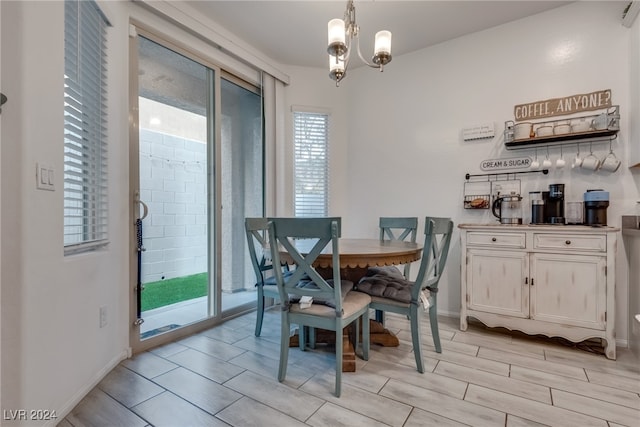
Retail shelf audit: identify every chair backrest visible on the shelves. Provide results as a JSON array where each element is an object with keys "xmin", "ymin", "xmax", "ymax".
[
  {"xmin": 379, "ymin": 217, "xmax": 418, "ymax": 243},
  {"xmin": 380, "ymin": 217, "xmax": 418, "ymax": 278},
  {"xmin": 412, "ymin": 217, "xmax": 454, "ymax": 300},
  {"xmin": 268, "ymin": 217, "xmax": 343, "ymax": 315},
  {"xmin": 245, "ymin": 217, "xmax": 274, "ymax": 286}
]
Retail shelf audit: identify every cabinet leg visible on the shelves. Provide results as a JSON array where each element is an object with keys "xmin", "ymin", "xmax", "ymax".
[
  {"xmin": 460, "ymin": 316, "xmax": 468, "ymax": 331},
  {"xmin": 604, "ymin": 338, "xmax": 616, "ymax": 360}
]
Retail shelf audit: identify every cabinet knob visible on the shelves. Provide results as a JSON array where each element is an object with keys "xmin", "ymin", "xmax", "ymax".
[
  {"xmin": 491, "ymin": 237, "xmax": 497, "ymax": 242},
  {"xmin": 565, "ymin": 240, "xmax": 571, "ymax": 245}
]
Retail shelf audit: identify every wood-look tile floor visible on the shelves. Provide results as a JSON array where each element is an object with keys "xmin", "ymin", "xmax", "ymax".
[{"xmin": 60, "ymin": 310, "xmax": 640, "ymax": 427}]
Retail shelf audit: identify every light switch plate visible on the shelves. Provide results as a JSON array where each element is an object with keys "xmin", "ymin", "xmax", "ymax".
[{"xmin": 36, "ymin": 162, "xmax": 55, "ymax": 191}]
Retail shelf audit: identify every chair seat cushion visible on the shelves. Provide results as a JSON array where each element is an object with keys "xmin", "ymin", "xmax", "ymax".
[
  {"xmin": 289, "ymin": 290, "xmax": 371, "ymax": 318},
  {"xmin": 259, "ymin": 270, "xmax": 293, "ymax": 286},
  {"xmin": 354, "ymin": 267, "xmax": 414, "ymax": 303},
  {"xmin": 290, "ymin": 279, "xmax": 354, "ymax": 308}
]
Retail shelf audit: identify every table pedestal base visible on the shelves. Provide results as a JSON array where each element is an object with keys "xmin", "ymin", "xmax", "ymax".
[{"xmin": 288, "ymin": 320, "xmax": 399, "ymax": 371}]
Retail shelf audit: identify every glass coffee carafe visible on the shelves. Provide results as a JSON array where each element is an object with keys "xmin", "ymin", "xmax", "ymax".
[{"xmin": 492, "ymin": 192, "xmax": 523, "ymax": 224}]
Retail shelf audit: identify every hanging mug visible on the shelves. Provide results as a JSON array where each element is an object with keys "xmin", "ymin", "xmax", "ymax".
[
  {"xmin": 580, "ymin": 153, "xmax": 601, "ymax": 171},
  {"xmin": 600, "ymin": 151, "xmax": 621, "ymax": 172}
]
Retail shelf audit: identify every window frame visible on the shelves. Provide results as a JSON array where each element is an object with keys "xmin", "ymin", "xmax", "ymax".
[
  {"xmin": 292, "ymin": 106, "xmax": 330, "ymax": 217},
  {"xmin": 63, "ymin": 0, "xmax": 110, "ymax": 254}
]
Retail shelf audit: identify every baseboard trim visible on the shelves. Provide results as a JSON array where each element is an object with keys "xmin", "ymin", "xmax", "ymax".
[{"xmin": 48, "ymin": 349, "xmax": 129, "ymax": 426}]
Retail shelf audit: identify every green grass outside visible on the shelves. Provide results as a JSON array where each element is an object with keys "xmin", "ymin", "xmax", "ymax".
[{"xmin": 142, "ymin": 272, "xmax": 208, "ymax": 312}]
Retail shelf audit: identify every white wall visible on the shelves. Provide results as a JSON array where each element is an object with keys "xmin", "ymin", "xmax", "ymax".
[
  {"xmin": 0, "ymin": 1, "xmax": 131, "ymax": 422},
  {"xmin": 344, "ymin": 1, "xmax": 636, "ymax": 343},
  {"xmin": 282, "ymin": 66, "xmax": 350, "ymax": 218},
  {"xmin": 285, "ymin": 2, "xmax": 637, "ymax": 345}
]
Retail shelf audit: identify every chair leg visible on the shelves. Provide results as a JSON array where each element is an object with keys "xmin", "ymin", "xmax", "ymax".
[
  {"xmin": 362, "ymin": 311, "xmax": 370, "ymax": 361},
  {"xmin": 334, "ymin": 324, "xmax": 342, "ymax": 397},
  {"xmin": 299, "ymin": 326, "xmax": 306, "ymax": 351},
  {"xmin": 410, "ymin": 304, "xmax": 424, "ymax": 373},
  {"xmin": 429, "ymin": 297, "xmax": 441, "ymax": 353},
  {"xmin": 354, "ymin": 320, "xmax": 360, "ymax": 355},
  {"xmin": 308, "ymin": 327, "xmax": 316, "ymax": 349},
  {"xmin": 278, "ymin": 313, "xmax": 290, "ymax": 383},
  {"xmin": 255, "ymin": 288, "xmax": 265, "ymax": 337},
  {"xmin": 375, "ymin": 309, "xmax": 384, "ymax": 324}
]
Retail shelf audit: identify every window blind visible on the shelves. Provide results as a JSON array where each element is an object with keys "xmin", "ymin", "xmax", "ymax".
[
  {"xmin": 293, "ymin": 111, "xmax": 329, "ymax": 217},
  {"xmin": 63, "ymin": 0, "xmax": 109, "ymax": 253}
]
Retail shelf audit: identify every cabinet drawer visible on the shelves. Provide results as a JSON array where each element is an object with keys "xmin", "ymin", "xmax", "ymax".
[
  {"xmin": 466, "ymin": 232, "xmax": 526, "ymax": 249},
  {"xmin": 533, "ymin": 233, "xmax": 606, "ymax": 252}
]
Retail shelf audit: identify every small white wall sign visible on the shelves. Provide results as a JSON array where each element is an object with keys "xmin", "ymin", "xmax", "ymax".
[{"xmin": 480, "ymin": 157, "xmax": 531, "ymax": 171}]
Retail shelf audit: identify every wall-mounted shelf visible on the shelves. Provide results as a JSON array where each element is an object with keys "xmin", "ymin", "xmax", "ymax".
[
  {"xmin": 464, "ymin": 169, "xmax": 549, "ymax": 180},
  {"xmin": 463, "ymin": 169, "xmax": 548, "ymax": 210},
  {"xmin": 504, "ymin": 105, "xmax": 620, "ymax": 150}
]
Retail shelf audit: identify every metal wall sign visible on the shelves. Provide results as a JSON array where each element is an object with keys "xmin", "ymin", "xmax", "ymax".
[
  {"xmin": 480, "ymin": 157, "xmax": 531, "ymax": 171},
  {"xmin": 514, "ymin": 89, "xmax": 612, "ymax": 121}
]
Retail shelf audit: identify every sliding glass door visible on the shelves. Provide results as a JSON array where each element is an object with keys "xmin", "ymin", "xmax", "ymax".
[
  {"xmin": 134, "ymin": 35, "xmax": 211, "ymax": 343},
  {"xmin": 130, "ymin": 30, "xmax": 264, "ymax": 351},
  {"xmin": 219, "ymin": 78, "xmax": 264, "ymax": 315}
]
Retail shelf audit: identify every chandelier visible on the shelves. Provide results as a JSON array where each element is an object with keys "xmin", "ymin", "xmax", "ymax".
[{"xmin": 327, "ymin": 0, "xmax": 392, "ymax": 86}]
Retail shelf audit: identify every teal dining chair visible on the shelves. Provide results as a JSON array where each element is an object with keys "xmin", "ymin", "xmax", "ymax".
[
  {"xmin": 357, "ymin": 216, "xmax": 453, "ymax": 373},
  {"xmin": 267, "ymin": 217, "xmax": 371, "ymax": 397},
  {"xmin": 379, "ymin": 216, "xmax": 418, "ymax": 278},
  {"xmin": 376, "ymin": 216, "xmax": 418, "ymax": 323},
  {"xmin": 245, "ymin": 217, "xmax": 290, "ymax": 337}
]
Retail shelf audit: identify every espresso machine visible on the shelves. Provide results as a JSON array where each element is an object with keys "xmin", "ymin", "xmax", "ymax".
[{"xmin": 545, "ymin": 183, "xmax": 565, "ymax": 224}]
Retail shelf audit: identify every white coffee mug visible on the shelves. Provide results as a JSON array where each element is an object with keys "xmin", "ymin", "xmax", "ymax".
[
  {"xmin": 580, "ymin": 153, "xmax": 601, "ymax": 171},
  {"xmin": 572, "ymin": 154, "xmax": 582, "ymax": 169},
  {"xmin": 600, "ymin": 152, "xmax": 621, "ymax": 172},
  {"xmin": 556, "ymin": 157, "xmax": 566, "ymax": 169},
  {"xmin": 530, "ymin": 158, "xmax": 540, "ymax": 170},
  {"xmin": 542, "ymin": 158, "xmax": 552, "ymax": 168}
]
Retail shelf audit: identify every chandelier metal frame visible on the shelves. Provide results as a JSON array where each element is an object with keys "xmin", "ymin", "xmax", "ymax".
[{"xmin": 327, "ymin": 0, "xmax": 392, "ymax": 86}]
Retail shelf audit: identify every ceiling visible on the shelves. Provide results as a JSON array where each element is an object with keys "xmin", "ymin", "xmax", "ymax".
[{"xmin": 185, "ymin": 1, "xmax": 573, "ymax": 69}]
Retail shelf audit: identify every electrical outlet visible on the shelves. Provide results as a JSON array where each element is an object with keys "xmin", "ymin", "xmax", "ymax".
[{"xmin": 99, "ymin": 305, "xmax": 108, "ymax": 328}]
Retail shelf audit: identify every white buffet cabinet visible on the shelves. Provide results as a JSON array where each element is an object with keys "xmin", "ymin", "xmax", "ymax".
[{"xmin": 459, "ymin": 224, "xmax": 618, "ymax": 359}]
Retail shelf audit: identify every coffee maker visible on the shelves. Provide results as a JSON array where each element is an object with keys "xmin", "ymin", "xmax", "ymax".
[
  {"xmin": 584, "ymin": 189, "xmax": 609, "ymax": 226},
  {"xmin": 545, "ymin": 183, "xmax": 565, "ymax": 224},
  {"xmin": 492, "ymin": 192, "xmax": 523, "ymax": 224}
]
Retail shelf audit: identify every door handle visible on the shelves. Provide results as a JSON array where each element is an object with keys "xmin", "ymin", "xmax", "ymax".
[
  {"xmin": 135, "ymin": 191, "xmax": 148, "ymax": 220},
  {"xmin": 138, "ymin": 199, "xmax": 148, "ymax": 220}
]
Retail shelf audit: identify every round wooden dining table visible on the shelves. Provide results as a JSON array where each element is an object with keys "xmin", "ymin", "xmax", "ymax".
[
  {"xmin": 278, "ymin": 238, "xmax": 422, "ymax": 283},
  {"xmin": 278, "ymin": 238, "xmax": 423, "ymax": 371}
]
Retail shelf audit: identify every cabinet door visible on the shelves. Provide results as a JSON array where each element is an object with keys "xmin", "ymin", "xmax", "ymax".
[
  {"xmin": 467, "ymin": 249, "xmax": 529, "ymax": 318},
  {"xmin": 530, "ymin": 253, "xmax": 606, "ymax": 330}
]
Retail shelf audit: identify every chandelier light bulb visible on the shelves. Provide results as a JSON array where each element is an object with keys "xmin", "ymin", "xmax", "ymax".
[
  {"xmin": 329, "ymin": 55, "xmax": 345, "ymax": 73},
  {"xmin": 374, "ymin": 30, "xmax": 392, "ymax": 56},
  {"xmin": 328, "ymin": 18, "xmax": 346, "ymax": 46}
]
